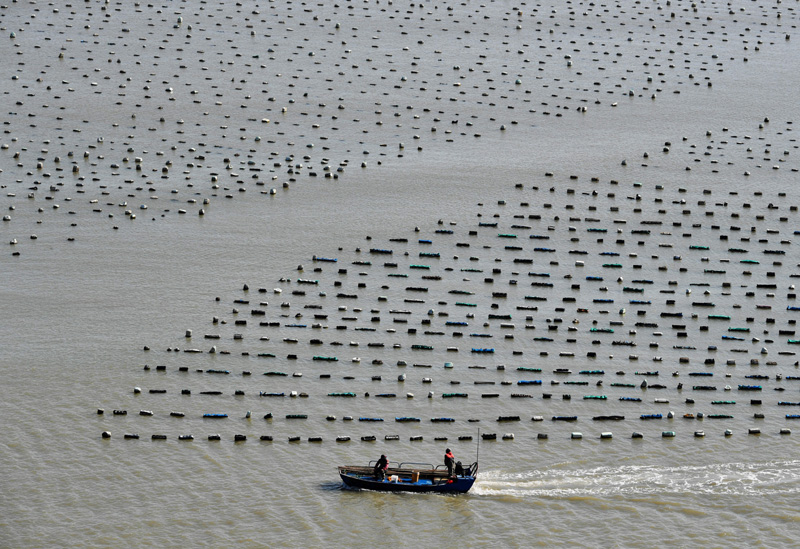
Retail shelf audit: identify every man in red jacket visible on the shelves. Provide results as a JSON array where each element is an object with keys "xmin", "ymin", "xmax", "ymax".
[{"xmin": 444, "ymin": 448, "xmax": 455, "ymax": 477}]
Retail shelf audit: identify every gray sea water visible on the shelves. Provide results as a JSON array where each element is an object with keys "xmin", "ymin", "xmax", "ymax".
[{"xmin": 2, "ymin": 0, "xmax": 800, "ymax": 546}]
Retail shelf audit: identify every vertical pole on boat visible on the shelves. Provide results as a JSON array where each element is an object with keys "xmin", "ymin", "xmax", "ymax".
[{"xmin": 476, "ymin": 428, "xmax": 480, "ymax": 466}]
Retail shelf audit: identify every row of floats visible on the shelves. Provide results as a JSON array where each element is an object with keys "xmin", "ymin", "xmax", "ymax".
[
  {"xmin": 216, "ymin": 292, "xmax": 800, "ymax": 314},
  {"xmin": 125, "ymin": 385, "xmax": 800, "ymax": 396},
  {"xmin": 141, "ymin": 364, "xmax": 797, "ymax": 377},
  {"xmin": 139, "ymin": 365, "xmax": 799, "ymax": 380},
  {"xmin": 99, "ymin": 428, "xmax": 792, "ymax": 441},
  {"xmin": 99, "ymin": 432, "xmax": 511, "ymax": 442},
  {"xmin": 314, "ymin": 236, "xmax": 793, "ymax": 259},
  {"xmin": 98, "ymin": 410, "xmax": 800, "ymax": 422},
  {"xmin": 163, "ymin": 346, "xmax": 800, "ymax": 361}
]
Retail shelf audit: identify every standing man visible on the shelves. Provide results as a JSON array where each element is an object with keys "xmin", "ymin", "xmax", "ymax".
[
  {"xmin": 374, "ymin": 454, "xmax": 389, "ymax": 481},
  {"xmin": 444, "ymin": 448, "xmax": 455, "ymax": 477}
]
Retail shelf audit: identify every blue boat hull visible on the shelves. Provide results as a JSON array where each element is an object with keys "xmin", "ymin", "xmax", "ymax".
[{"xmin": 340, "ymin": 473, "xmax": 476, "ymax": 493}]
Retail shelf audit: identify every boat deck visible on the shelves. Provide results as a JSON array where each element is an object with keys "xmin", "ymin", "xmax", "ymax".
[{"xmin": 338, "ymin": 465, "xmax": 452, "ymax": 480}]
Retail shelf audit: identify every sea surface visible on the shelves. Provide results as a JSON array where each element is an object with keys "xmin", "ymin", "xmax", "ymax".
[{"xmin": 2, "ymin": 0, "xmax": 800, "ymax": 546}]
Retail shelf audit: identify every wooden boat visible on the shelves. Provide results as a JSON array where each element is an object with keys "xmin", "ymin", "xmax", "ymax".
[{"xmin": 338, "ymin": 461, "xmax": 479, "ymax": 494}]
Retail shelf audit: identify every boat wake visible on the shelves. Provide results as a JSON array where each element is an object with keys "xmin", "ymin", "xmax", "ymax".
[{"xmin": 473, "ymin": 459, "xmax": 800, "ymax": 498}]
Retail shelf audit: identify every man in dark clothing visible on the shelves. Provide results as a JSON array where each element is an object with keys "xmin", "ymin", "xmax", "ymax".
[
  {"xmin": 374, "ymin": 454, "xmax": 389, "ymax": 480},
  {"xmin": 444, "ymin": 448, "xmax": 455, "ymax": 477}
]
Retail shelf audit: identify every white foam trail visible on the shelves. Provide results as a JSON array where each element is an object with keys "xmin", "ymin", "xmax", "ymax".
[{"xmin": 473, "ymin": 460, "xmax": 800, "ymax": 498}]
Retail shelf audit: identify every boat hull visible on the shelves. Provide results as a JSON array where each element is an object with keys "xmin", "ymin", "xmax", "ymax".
[{"xmin": 339, "ymin": 472, "xmax": 476, "ymax": 493}]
